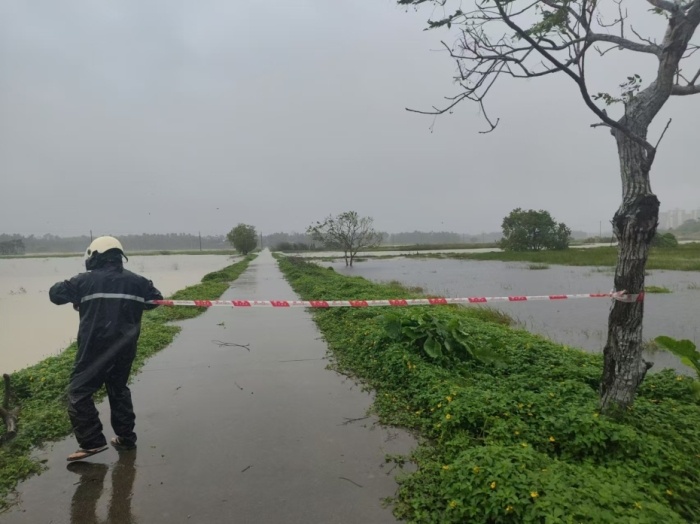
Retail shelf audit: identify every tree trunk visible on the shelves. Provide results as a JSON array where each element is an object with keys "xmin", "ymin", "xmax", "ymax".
[{"xmin": 599, "ymin": 133, "xmax": 659, "ymax": 413}]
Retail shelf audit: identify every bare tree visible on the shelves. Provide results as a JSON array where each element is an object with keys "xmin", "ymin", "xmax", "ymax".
[
  {"xmin": 399, "ymin": 0, "xmax": 700, "ymax": 413},
  {"xmin": 307, "ymin": 211, "xmax": 382, "ymax": 266}
]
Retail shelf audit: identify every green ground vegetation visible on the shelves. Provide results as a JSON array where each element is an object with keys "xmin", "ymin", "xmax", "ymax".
[
  {"xmin": 646, "ymin": 286, "xmax": 672, "ymax": 294},
  {"xmin": 0, "ymin": 255, "xmax": 254, "ymax": 509},
  {"xmin": 441, "ymin": 243, "xmax": 700, "ymax": 271},
  {"xmin": 276, "ymin": 256, "xmax": 700, "ymax": 523}
]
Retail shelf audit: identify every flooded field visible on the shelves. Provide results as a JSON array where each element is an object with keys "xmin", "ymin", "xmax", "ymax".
[
  {"xmin": 0, "ymin": 255, "xmax": 235, "ymax": 373},
  {"xmin": 288, "ymin": 243, "xmax": 617, "ymax": 260},
  {"xmin": 328, "ymin": 257, "xmax": 700, "ymax": 374}
]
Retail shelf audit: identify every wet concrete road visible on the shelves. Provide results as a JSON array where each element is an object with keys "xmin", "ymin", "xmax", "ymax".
[{"xmin": 0, "ymin": 251, "xmax": 414, "ymax": 524}]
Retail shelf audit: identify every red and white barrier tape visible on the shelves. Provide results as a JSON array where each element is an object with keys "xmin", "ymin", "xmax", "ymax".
[{"xmin": 151, "ymin": 291, "xmax": 643, "ymax": 308}]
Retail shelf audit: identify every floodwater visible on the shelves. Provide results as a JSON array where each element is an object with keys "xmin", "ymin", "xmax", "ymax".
[
  {"xmin": 329, "ymin": 257, "xmax": 700, "ymax": 374},
  {"xmin": 294, "ymin": 240, "xmax": 697, "ymax": 260},
  {"xmin": 0, "ymin": 251, "xmax": 412, "ymax": 523},
  {"xmin": 0, "ymin": 255, "xmax": 235, "ymax": 373}
]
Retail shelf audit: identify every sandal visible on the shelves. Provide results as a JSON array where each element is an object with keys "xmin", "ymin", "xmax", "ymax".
[
  {"xmin": 66, "ymin": 445, "xmax": 108, "ymax": 462},
  {"xmin": 110, "ymin": 437, "xmax": 136, "ymax": 451}
]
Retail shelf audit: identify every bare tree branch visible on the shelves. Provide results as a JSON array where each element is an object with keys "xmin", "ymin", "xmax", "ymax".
[
  {"xmin": 654, "ymin": 118, "xmax": 673, "ymax": 148},
  {"xmin": 646, "ymin": 0, "xmax": 684, "ymax": 12},
  {"xmin": 671, "ymin": 83, "xmax": 700, "ymax": 94},
  {"xmin": 690, "ymin": 66, "xmax": 700, "ymax": 84},
  {"xmin": 588, "ymin": 34, "xmax": 662, "ymax": 55},
  {"xmin": 492, "ymin": 1, "xmax": 654, "ymax": 153},
  {"xmin": 630, "ymin": 26, "xmax": 658, "ymax": 46}
]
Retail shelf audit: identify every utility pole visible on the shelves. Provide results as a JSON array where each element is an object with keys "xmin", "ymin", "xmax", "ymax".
[
  {"xmin": 260, "ymin": 231, "xmax": 263, "ymax": 250},
  {"xmin": 199, "ymin": 231, "xmax": 202, "ymax": 252}
]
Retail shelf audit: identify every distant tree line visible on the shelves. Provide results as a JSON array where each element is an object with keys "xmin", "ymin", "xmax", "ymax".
[
  {"xmin": 261, "ymin": 230, "xmax": 509, "ymax": 251},
  {"xmin": 384, "ymin": 231, "xmax": 467, "ymax": 245},
  {"xmin": 0, "ymin": 238, "xmax": 25, "ymax": 255},
  {"xmin": 262, "ymin": 232, "xmax": 316, "ymax": 251},
  {"xmin": 0, "ymin": 233, "xmax": 229, "ymax": 254}
]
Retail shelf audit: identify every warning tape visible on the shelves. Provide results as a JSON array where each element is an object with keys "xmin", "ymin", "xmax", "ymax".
[{"xmin": 151, "ymin": 291, "xmax": 643, "ymax": 308}]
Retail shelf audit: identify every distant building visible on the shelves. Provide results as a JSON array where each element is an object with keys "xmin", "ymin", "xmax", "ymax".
[{"xmin": 659, "ymin": 208, "xmax": 700, "ymax": 229}]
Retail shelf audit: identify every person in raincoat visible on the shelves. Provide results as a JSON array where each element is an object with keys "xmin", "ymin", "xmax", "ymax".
[{"xmin": 50, "ymin": 236, "xmax": 163, "ymax": 461}]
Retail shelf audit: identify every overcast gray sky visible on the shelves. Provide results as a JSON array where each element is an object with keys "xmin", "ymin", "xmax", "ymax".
[{"xmin": 1, "ymin": 0, "xmax": 698, "ymax": 237}]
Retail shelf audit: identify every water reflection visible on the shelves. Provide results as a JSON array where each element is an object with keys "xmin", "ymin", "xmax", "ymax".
[{"xmin": 67, "ymin": 451, "xmax": 137, "ymax": 524}]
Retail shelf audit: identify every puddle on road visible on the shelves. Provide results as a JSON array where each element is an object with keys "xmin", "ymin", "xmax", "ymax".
[
  {"xmin": 0, "ymin": 254, "xmax": 235, "ymax": 372},
  {"xmin": 328, "ymin": 257, "xmax": 700, "ymax": 374}
]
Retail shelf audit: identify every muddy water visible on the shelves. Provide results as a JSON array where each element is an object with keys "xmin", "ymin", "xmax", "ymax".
[
  {"xmin": 0, "ymin": 255, "xmax": 235, "ymax": 373},
  {"xmin": 330, "ymin": 258, "xmax": 700, "ymax": 374}
]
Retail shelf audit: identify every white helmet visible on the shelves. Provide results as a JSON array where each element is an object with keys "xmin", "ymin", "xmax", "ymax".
[{"xmin": 85, "ymin": 236, "xmax": 127, "ymax": 261}]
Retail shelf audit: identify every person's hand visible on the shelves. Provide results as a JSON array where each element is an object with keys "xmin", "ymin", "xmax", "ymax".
[{"xmin": 73, "ymin": 303, "xmax": 80, "ymax": 312}]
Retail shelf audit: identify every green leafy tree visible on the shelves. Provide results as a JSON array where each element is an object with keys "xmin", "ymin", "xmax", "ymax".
[
  {"xmin": 307, "ymin": 211, "xmax": 382, "ymax": 266},
  {"xmin": 500, "ymin": 208, "xmax": 571, "ymax": 251},
  {"xmin": 227, "ymin": 224, "xmax": 257, "ymax": 255},
  {"xmin": 651, "ymin": 232, "xmax": 679, "ymax": 248},
  {"xmin": 398, "ymin": 0, "xmax": 700, "ymax": 413}
]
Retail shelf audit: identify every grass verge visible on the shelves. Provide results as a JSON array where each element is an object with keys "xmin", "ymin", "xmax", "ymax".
[
  {"xmin": 0, "ymin": 254, "xmax": 254, "ymax": 509},
  {"xmin": 442, "ymin": 243, "xmax": 700, "ymax": 271},
  {"xmin": 276, "ymin": 256, "xmax": 700, "ymax": 523},
  {"xmin": 646, "ymin": 286, "xmax": 672, "ymax": 294}
]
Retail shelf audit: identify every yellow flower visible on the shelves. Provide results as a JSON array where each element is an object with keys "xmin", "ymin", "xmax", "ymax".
[
  {"xmin": 634, "ymin": 502, "xmax": 642, "ymax": 510},
  {"xmin": 445, "ymin": 414, "xmax": 452, "ymax": 420},
  {"xmin": 521, "ymin": 442, "xmax": 528, "ymax": 448},
  {"xmin": 490, "ymin": 481, "xmax": 497, "ymax": 490},
  {"xmin": 442, "ymin": 465, "xmax": 450, "ymax": 470},
  {"xmin": 449, "ymin": 500, "xmax": 458, "ymax": 509},
  {"xmin": 514, "ymin": 430, "xmax": 520, "ymax": 436},
  {"xmin": 437, "ymin": 403, "xmax": 442, "ymax": 408},
  {"xmin": 593, "ymin": 413, "xmax": 599, "ymax": 418},
  {"xmin": 518, "ymin": 403, "xmax": 524, "ymax": 409},
  {"xmin": 506, "ymin": 505, "xmax": 514, "ymax": 513},
  {"xmin": 473, "ymin": 466, "xmax": 480, "ymax": 474},
  {"xmin": 549, "ymin": 436, "xmax": 556, "ymax": 442},
  {"xmin": 548, "ymin": 393, "xmax": 555, "ymax": 398},
  {"xmin": 414, "ymin": 410, "xmax": 422, "ymax": 415},
  {"xmin": 666, "ymin": 489, "xmax": 673, "ymax": 496},
  {"xmin": 676, "ymin": 376, "xmax": 684, "ymax": 381},
  {"xmin": 446, "ymin": 395, "xmax": 453, "ymax": 402},
  {"xmin": 530, "ymin": 491, "xmax": 539, "ymax": 499}
]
